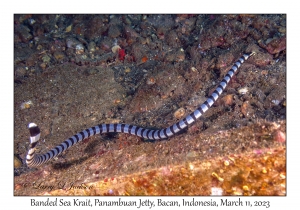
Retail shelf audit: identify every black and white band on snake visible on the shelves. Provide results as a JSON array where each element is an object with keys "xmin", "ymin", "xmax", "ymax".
[{"xmin": 26, "ymin": 52, "xmax": 255, "ymax": 167}]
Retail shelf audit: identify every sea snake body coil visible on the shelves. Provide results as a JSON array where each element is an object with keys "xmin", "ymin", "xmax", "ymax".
[{"xmin": 26, "ymin": 52, "xmax": 255, "ymax": 167}]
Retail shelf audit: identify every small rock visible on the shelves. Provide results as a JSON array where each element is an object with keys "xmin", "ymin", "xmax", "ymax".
[
  {"xmin": 174, "ymin": 107, "xmax": 185, "ymax": 119},
  {"xmin": 255, "ymin": 89, "xmax": 266, "ymax": 102},
  {"xmin": 241, "ymin": 101, "xmax": 254, "ymax": 117},
  {"xmin": 221, "ymin": 94, "xmax": 234, "ymax": 106},
  {"xmin": 42, "ymin": 54, "xmax": 51, "ymax": 63},
  {"xmin": 165, "ymin": 30, "xmax": 180, "ymax": 47},
  {"xmin": 26, "ymin": 54, "xmax": 37, "ymax": 67},
  {"xmin": 266, "ymin": 36, "xmax": 286, "ymax": 54},
  {"xmin": 15, "ymin": 66, "xmax": 26, "ymax": 77},
  {"xmin": 15, "ymin": 24, "xmax": 33, "ymax": 43},
  {"xmin": 14, "ymin": 155, "xmax": 23, "ymax": 168},
  {"xmin": 108, "ymin": 24, "xmax": 121, "ymax": 38},
  {"xmin": 252, "ymin": 52, "xmax": 273, "ymax": 67},
  {"xmin": 146, "ymin": 77, "xmax": 156, "ymax": 85},
  {"xmin": 66, "ymin": 37, "xmax": 79, "ymax": 49},
  {"xmin": 75, "ymin": 44, "xmax": 85, "ymax": 55},
  {"xmin": 264, "ymin": 86, "xmax": 285, "ymax": 109},
  {"xmin": 273, "ymin": 130, "xmax": 285, "ymax": 143},
  {"xmin": 53, "ymin": 51, "xmax": 65, "ymax": 61},
  {"xmin": 65, "ymin": 24, "xmax": 72, "ymax": 33},
  {"xmin": 176, "ymin": 48, "xmax": 185, "ymax": 62},
  {"xmin": 40, "ymin": 62, "xmax": 47, "ymax": 70},
  {"xmin": 111, "ymin": 45, "xmax": 121, "ymax": 54},
  {"xmin": 88, "ymin": 41, "xmax": 96, "ymax": 53},
  {"xmin": 36, "ymin": 44, "xmax": 43, "ymax": 50}
]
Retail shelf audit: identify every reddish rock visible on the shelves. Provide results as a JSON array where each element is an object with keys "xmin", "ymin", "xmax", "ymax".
[
  {"xmin": 216, "ymin": 53, "xmax": 235, "ymax": 70},
  {"xmin": 252, "ymin": 52, "xmax": 273, "ymax": 67},
  {"xmin": 118, "ymin": 49, "xmax": 126, "ymax": 61},
  {"xmin": 273, "ymin": 130, "xmax": 285, "ymax": 143},
  {"xmin": 221, "ymin": 94, "xmax": 234, "ymax": 106},
  {"xmin": 241, "ymin": 101, "xmax": 254, "ymax": 117},
  {"xmin": 265, "ymin": 36, "xmax": 286, "ymax": 54}
]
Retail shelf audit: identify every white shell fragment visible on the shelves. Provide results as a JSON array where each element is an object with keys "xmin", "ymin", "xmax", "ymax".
[
  {"xmin": 272, "ymin": 99, "xmax": 281, "ymax": 105},
  {"xmin": 211, "ymin": 187, "xmax": 223, "ymax": 195},
  {"xmin": 238, "ymin": 87, "xmax": 249, "ymax": 95},
  {"xmin": 75, "ymin": 44, "xmax": 84, "ymax": 54},
  {"xmin": 20, "ymin": 100, "xmax": 33, "ymax": 110},
  {"xmin": 111, "ymin": 45, "xmax": 121, "ymax": 53}
]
